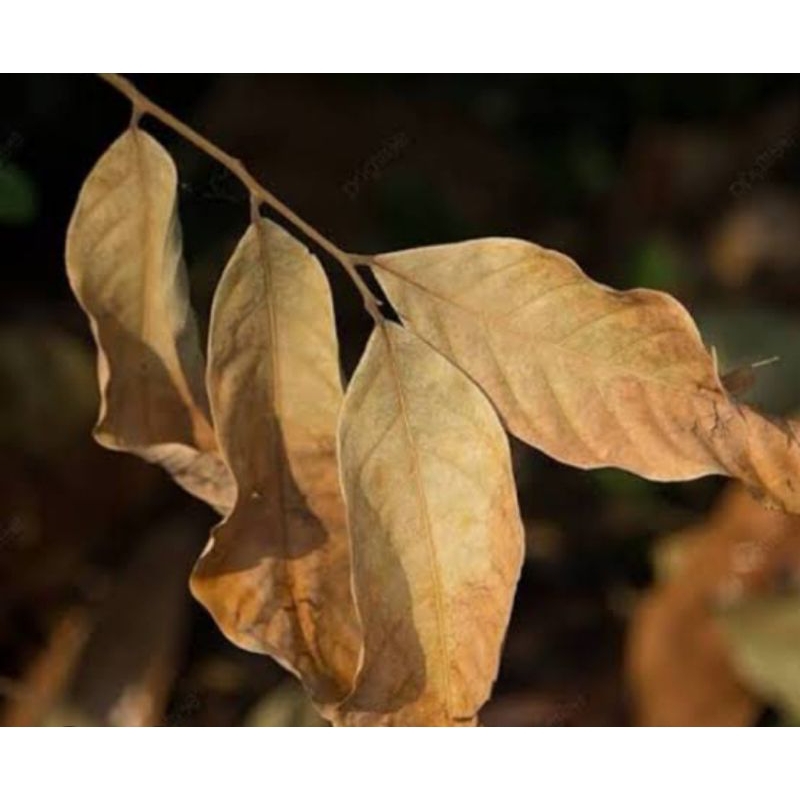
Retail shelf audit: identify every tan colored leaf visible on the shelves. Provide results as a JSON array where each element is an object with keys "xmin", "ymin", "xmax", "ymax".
[
  {"xmin": 627, "ymin": 484, "xmax": 800, "ymax": 726},
  {"xmin": 336, "ymin": 322, "xmax": 524, "ymax": 726},
  {"xmin": 65, "ymin": 128, "xmax": 234, "ymax": 513},
  {"xmin": 190, "ymin": 217, "xmax": 360, "ymax": 710},
  {"xmin": 370, "ymin": 239, "xmax": 800, "ymax": 511}
]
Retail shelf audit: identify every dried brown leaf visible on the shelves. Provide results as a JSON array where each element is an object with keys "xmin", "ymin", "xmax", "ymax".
[
  {"xmin": 627, "ymin": 484, "xmax": 800, "ymax": 726},
  {"xmin": 65, "ymin": 129, "xmax": 234, "ymax": 513},
  {"xmin": 336, "ymin": 322, "xmax": 523, "ymax": 726},
  {"xmin": 627, "ymin": 575, "xmax": 757, "ymax": 726},
  {"xmin": 190, "ymin": 217, "xmax": 360, "ymax": 710},
  {"xmin": 371, "ymin": 239, "xmax": 800, "ymax": 510}
]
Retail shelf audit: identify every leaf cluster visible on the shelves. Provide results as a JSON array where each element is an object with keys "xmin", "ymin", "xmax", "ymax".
[{"xmin": 65, "ymin": 81, "xmax": 800, "ymax": 725}]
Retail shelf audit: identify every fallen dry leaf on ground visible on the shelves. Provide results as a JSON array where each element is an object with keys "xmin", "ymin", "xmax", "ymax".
[
  {"xmin": 65, "ymin": 128, "xmax": 233, "ymax": 513},
  {"xmin": 370, "ymin": 238, "xmax": 800, "ymax": 511},
  {"xmin": 337, "ymin": 322, "xmax": 523, "ymax": 725},
  {"xmin": 191, "ymin": 217, "xmax": 360, "ymax": 711}
]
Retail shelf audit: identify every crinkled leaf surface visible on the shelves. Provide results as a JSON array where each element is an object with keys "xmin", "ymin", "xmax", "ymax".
[
  {"xmin": 65, "ymin": 129, "xmax": 233, "ymax": 513},
  {"xmin": 337, "ymin": 322, "xmax": 523, "ymax": 726},
  {"xmin": 371, "ymin": 239, "xmax": 800, "ymax": 511},
  {"xmin": 191, "ymin": 217, "xmax": 360, "ymax": 710}
]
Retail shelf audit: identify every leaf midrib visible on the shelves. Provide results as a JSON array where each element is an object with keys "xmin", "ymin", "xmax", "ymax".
[{"xmin": 379, "ymin": 323, "xmax": 455, "ymax": 723}]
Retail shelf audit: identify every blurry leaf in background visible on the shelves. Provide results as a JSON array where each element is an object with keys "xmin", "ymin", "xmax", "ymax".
[
  {"xmin": 0, "ymin": 162, "xmax": 38, "ymax": 225},
  {"xmin": 245, "ymin": 680, "xmax": 328, "ymax": 727},
  {"xmin": 718, "ymin": 594, "xmax": 800, "ymax": 723},
  {"xmin": 628, "ymin": 569, "xmax": 757, "ymax": 726},
  {"xmin": 628, "ymin": 484, "xmax": 800, "ymax": 726}
]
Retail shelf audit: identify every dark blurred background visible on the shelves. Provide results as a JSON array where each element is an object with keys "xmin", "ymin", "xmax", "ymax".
[{"xmin": 2, "ymin": 74, "xmax": 800, "ymax": 726}]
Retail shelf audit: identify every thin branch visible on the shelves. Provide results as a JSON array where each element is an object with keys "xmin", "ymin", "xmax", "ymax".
[{"xmin": 98, "ymin": 73, "xmax": 383, "ymax": 324}]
